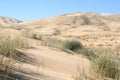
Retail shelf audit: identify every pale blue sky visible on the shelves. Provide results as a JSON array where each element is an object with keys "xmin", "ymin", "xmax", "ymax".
[{"xmin": 0, "ymin": 0, "xmax": 120, "ymax": 21}]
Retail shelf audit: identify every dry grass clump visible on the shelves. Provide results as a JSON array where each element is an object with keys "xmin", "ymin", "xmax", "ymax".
[
  {"xmin": 73, "ymin": 48, "xmax": 120, "ymax": 80},
  {"xmin": 0, "ymin": 34, "xmax": 29, "ymax": 56},
  {"xmin": 91, "ymin": 49, "xmax": 120, "ymax": 79},
  {"xmin": 0, "ymin": 33, "xmax": 29, "ymax": 79}
]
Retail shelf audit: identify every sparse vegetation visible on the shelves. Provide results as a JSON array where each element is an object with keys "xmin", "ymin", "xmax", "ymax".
[
  {"xmin": 41, "ymin": 37, "xmax": 83, "ymax": 53},
  {"xmin": 74, "ymin": 48, "xmax": 120, "ymax": 80},
  {"xmin": 41, "ymin": 37, "xmax": 96, "ymax": 59},
  {"xmin": 22, "ymin": 29, "xmax": 42, "ymax": 40},
  {"xmin": 0, "ymin": 33, "xmax": 29, "ymax": 79},
  {"xmin": 39, "ymin": 37, "xmax": 120, "ymax": 79},
  {"xmin": 91, "ymin": 49, "xmax": 120, "ymax": 79}
]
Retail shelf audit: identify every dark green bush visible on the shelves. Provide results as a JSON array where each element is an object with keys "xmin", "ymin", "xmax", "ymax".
[
  {"xmin": 32, "ymin": 34, "xmax": 42, "ymax": 40},
  {"xmin": 63, "ymin": 40, "xmax": 83, "ymax": 52}
]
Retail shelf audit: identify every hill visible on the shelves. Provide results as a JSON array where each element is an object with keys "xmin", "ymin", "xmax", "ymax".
[
  {"xmin": 0, "ymin": 16, "xmax": 22, "ymax": 28},
  {"xmin": 19, "ymin": 12, "xmax": 120, "ymax": 47}
]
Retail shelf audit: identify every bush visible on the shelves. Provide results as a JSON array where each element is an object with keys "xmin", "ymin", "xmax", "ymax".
[
  {"xmin": 32, "ymin": 33, "xmax": 42, "ymax": 40},
  {"xmin": 63, "ymin": 40, "xmax": 83, "ymax": 52}
]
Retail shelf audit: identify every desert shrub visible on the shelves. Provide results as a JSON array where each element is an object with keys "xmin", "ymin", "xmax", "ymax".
[
  {"xmin": 62, "ymin": 40, "xmax": 83, "ymax": 52},
  {"xmin": 52, "ymin": 29, "xmax": 61, "ymax": 35},
  {"xmin": 62, "ymin": 40, "xmax": 96, "ymax": 59},
  {"xmin": 31, "ymin": 33, "xmax": 42, "ymax": 40},
  {"xmin": 32, "ymin": 33, "xmax": 37, "ymax": 39},
  {"xmin": 91, "ymin": 49, "xmax": 120, "ymax": 79}
]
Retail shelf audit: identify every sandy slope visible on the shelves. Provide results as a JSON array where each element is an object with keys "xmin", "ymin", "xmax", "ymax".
[{"xmin": 18, "ymin": 46, "xmax": 90, "ymax": 80}]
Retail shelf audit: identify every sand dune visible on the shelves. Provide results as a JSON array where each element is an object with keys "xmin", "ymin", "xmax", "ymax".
[
  {"xmin": 19, "ymin": 12, "xmax": 120, "ymax": 47},
  {"xmin": 0, "ymin": 12, "xmax": 120, "ymax": 80},
  {"xmin": 20, "ymin": 12, "xmax": 120, "ymax": 28}
]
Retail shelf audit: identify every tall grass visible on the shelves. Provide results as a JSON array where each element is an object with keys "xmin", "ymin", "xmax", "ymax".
[
  {"xmin": 73, "ymin": 49, "xmax": 120, "ymax": 80},
  {"xmin": 0, "ymin": 33, "xmax": 29, "ymax": 79},
  {"xmin": 91, "ymin": 49, "xmax": 120, "ymax": 79}
]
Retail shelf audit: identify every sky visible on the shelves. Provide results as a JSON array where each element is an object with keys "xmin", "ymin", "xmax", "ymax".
[{"xmin": 0, "ymin": 0, "xmax": 120, "ymax": 21}]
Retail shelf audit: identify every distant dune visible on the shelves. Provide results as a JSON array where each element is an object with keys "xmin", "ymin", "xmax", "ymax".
[
  {"xmin": 0, "ymin": 16, "xmax": 22, "ymax": 27},
  {"xmin": 19, "ymin": 12, "xmax": 120, "ymax": 48},
  {"xmin": 19, "ymin": 12, "xmax": 120, "ymax": 33},
  {"xmin": 20, "ymin": 12, "xmax": 120, "ymax": 28}
]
